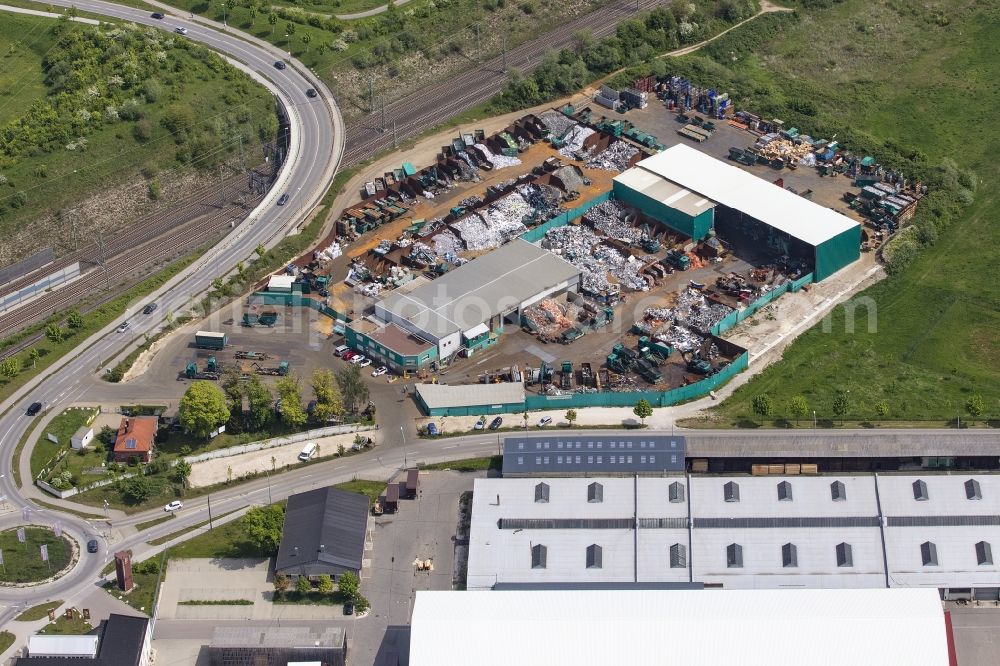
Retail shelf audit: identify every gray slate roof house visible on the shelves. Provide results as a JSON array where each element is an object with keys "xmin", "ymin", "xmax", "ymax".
[{"xmin": 274, "ymin": 486, "xmax": 369, "ymax": 579}]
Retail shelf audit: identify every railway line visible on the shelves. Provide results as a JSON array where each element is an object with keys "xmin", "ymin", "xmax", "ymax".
[{"xmin": 342, "ymin": 0, "xmax": 668, "ymax": 166}]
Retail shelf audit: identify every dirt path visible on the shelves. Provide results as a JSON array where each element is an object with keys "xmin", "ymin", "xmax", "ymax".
[{"xmin": 665, "ymin": 1, "xmax": 793, "ymax": 58}]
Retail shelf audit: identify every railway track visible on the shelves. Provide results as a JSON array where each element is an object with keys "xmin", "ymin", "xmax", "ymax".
[{"xmin": 342, "ymin": 0, "xmax": 668, "ymax": 166}]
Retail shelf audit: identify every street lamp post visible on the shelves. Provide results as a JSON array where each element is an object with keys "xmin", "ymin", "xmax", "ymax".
[
  {"xmin": 265, "ymin": 468, "xmax": 272, "ymax": 505},
  {"xmin": 813, "ymin": 411, "xmax": 817, "ymax": 429}
]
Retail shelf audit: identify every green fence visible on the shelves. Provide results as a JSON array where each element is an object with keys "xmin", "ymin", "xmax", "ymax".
[
  {"xmin": 250, "ymin": 292, "xmax": 351, "ymax": 322},
  {"xmin": 709, "ymin": 273, "xmax": 813, "ymax": 336},
  {"xmin": 520, "ymin": 191, "xmax": 612, "ymax": 243}
]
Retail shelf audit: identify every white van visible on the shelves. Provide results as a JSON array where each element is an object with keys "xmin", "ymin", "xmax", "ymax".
[
  {"xmin": 298, "ymin": 442, "xmax": 318, "ymax": 462},
  {"xmin": 334, "ymin": 345, "xmax": 350, "ymax": 357}
]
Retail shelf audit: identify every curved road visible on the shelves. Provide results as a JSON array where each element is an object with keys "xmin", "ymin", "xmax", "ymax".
[{"xmin": 0, "ymin": 0, "xmax": 343, "ymax": 626}]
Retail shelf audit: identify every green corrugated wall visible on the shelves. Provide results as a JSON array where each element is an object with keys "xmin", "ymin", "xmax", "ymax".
[
  {"xmin": 612, "ymin": 181, "xmax": 713, "ymax": 241},
  {"xmin": 814, "ymin": 225, "xmax": 861, "ymax": 281}
]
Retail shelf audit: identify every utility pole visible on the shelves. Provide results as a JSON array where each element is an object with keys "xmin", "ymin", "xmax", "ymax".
[
  {"xmin": 219, "ymin": 166, "xmax": 225, "ymax": 209},
  {"xmin": 238, "ymin": 134, "xmax": 245, "ymax": 173},
  {"xmin": 393, "ymin": 120, "xmax": 397, "ymax": 148},
  {"xmin": 369, "ymin": 76, "xmax": 375, "ymax": 114},
  {"xmin": 502, "ymin": 33, "xmax": 507, "ymax": 72},
  {"xmin": 94, "ymin": 234, "xmax": 111, "ymax": 291},
  {"xmin": 207, "ymin": 494, "xmax": 214, "ymax": 530},
  {"xmin": 475, "ymin": 24, "xmax": 480, "ymax": 62},
  {"xmin": 380, "ymin": 94, "xmax": 386, "ymax": 132}
]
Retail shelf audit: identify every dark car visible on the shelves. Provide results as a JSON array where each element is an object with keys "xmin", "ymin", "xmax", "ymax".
[
  {"xmin": 489, "ymin": 416, "xmax": 503, "ymax": 430},
  {"xmin": 306, "ymin": 88, "xmax": 317, "ymax": 98},
  {"xmin": 87, "ymin": 539, "xmax": 99, "ymax": 553},
  {"xmin": 26, "ymin": 402, "xmax": 42, "ymax": 416},
  {"xmin": 142, "ymin": 302, "xmax": 158, "ymax": 315},
  {"xmin": 274, "ymin": 60, "xmax": 286, "ymax": 70},
  {"xmin": 151, "ymin": 12, "xmax": 164, "ymax": 18},
  {"xmin": 343, "ymin": 601, "xmax": 355, "ymax": 615},
  {"xmin": 277, "ymin": 193, "xmax": 289, "ymax": 206}
]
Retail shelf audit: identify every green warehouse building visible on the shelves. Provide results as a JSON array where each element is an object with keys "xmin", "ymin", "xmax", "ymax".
[
  {"xmin": 612, "ymin": 144, "xmax": 861, "ymax": 281},
  {"xmin": 345, "ymin": 318, "xmax": 438, "ymax": 373}
]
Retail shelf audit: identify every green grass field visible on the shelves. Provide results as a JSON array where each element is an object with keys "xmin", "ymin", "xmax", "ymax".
[
  {"xmin": 14, "ymin": 600, "xmax": 62, "ymax": 621},
  {"xmin": 663, "ymin": 0, "xmax": 1000, "ymax": 424},
  {"xmin": 29, "ymin": 408, "xmax": 100, "ymax": 484},
  {"xmin": 0, "ymin": 528, "xmax": 71, "ymax": 583}
]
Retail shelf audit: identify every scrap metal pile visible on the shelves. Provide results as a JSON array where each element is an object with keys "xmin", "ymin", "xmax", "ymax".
[
  {"xmin": 672, "ymin": 288, "xmax": 734, "ymax": 332},
  {"xmin": 543, "ymin": 224, "xmax": 648, "ymax": 293},
  {"xmin": 539, "ymin": 110, "xmax": 576, "ymax": 137},
  {"xmin": 522, "ymin": 298, "xmax": 579, "ymax": 339},
  {"xmin": 474, "ymin": 142, "xmax": 521, "ymax": 169},
  {"xmin": 558, "ymin": 125, "xmax": 595, "ymax": 157},
  {"xmin": 635, "ymin": 289, "xmax": 734, "ymax": 351},
  {"xmin": 586, "ymin": 199, "xmax": 642, "ymax": 244},
  {"xmin": 454, "ymin": 199, "xmax": 529, "ymax": 251},
  {"xmin": 586, "ymin": 141, "xmax": 639, "ymax": 172}
]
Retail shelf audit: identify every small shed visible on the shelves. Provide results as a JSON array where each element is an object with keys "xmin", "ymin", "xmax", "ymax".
[
  {"xmin": 405, "ymin": 469, "xmax": 420, "ymax": 499},
  {"xmin": 267, "ymin": 274, "xmax": 296, "ymax": 293},
  {"xmin": 71, "ymin": 426, "xmax": 94, "ymax": 450}
]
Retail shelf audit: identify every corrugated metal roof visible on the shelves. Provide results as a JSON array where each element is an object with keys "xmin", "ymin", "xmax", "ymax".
[
  {"xmin": 27, "ymin": 635, "xmax": 99, "ymax": 658},
  {"xmin": 376, "ymin": 239, "xmax": 580, "ymax": 339},
  {"xmin": 409, "ymin": 589, "xmax": 950, "ymax": 666},
  {"xmin": 636, "ymin": 144, "xmax": 859, "ymax": 246},
  {"xmin": 274, "ymin": 486, "xmax": 369, "ymax": 577},
  {"xmin": 503, "ymin": 434, "xmax": 685, "ymax": 475},
  {"xmin": 613, "ymin": 167, "xmax": 715, "ymax": 217},
  {"xmin": 417, "ymin": 382, "xmax": 525, "ymax": 409}
]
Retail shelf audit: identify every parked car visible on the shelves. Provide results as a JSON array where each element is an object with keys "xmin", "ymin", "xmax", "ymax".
[
  {"xmin": 358, "ymin": 358, "xmax": 372, "ymax": 368},
  {"xmin": 371, "ymin": 366, "xmax": 388, "ymax": 377},
  {"xmin": 342, "ymin": 351, "xmax": 356, "ymax": 361},
  {"xmin": 334, "ymin": 345, "xmax": 350, "ymax": 357},
  {"xmin": 25, "ymin": 402, "xmax": 43, "ymax": 416},
  {"xmin": 116, "ymin": 321, "xmax": 131, "ymax": 333},
  {"xmin": 164, "ymin": 500, "xmax": 183, "ymax": 512},
  {"xmin": 277, "ymin": 193, "xmax": 289, "ymax": 206},
  {"xmin": 489, "ymin": 416, "xmax": 503, "ymax": 430},
  {"xmin": 151, "ymin": 12, "xmax": 164, "ymax": 18},
  {"xmin": 343, "ymin": 601, "xmax": 355, "ymax": 615},
  {"xmin": 87, "ymin": 539, "xmax": 99, "ymax": 553},
  {"xmin": 298, "ymin": 442, "xmax": 318, "ymax": 462},
  {"xmin": 174, "ymin": 26, "xmax": 188, "ymax": 34},
  {"xmin": 538, "ymin": 416, "xmax": 553, "ymax": 427},
  {"xmin": 350, "ymin": 355, "xmax": 366, "ymax": 365},
  {"xmin": 426, "ymin": 423, "xmax": 439, "ymax": 437},
  {"xmin": 306, "ymin": 88, "xmax": 318, "ymax": 98},
  {"xmin": 274, "ymin": 60, "xmax": 286, "ymax": 70},
  {"xmin": 142, "ymin": 303, "xmax": 158, "ymax": 315},
  {"xmin": 473, "ymin": 417, "xmax": 486, "ymax": 430}
]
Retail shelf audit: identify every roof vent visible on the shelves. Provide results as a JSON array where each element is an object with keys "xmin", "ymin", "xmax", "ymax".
[
  {"xmin": 670, "ymin": 543, "xmax": 687, "ymax": 569},
  {"xmin": 836, "ymin": 542, "xmax": 853, "ymax": 567},
  {"xmin": 587, "ymin": 482, "xmax": 604, "ymax": 504},
  {"xmin": 975, "ymin": 541, "xmax": 993, "ymax": 566},
  {"xmin": 830, "ymin": 480, "xmax": 846, "ymax": 502},
  {"xmin": 668, "ymin": 481, "xmax": 685, "ymax": 503},
  {"xmin": 726, "ymin": 543, "xmax": 743, "ymax": 568},
  {"xmin": 912, "ymin": 479, "xmax": 929, "ymax": 501},
  {"xmin": 920, "ymin": 541, "xmax": 938, "ymax": 567},
  {"xmin": 531, "ymin": 544, "xmax": 547, "ymax": 569},
  {"xmin": 777, "ymin": 481, "xmax": 793, "ymax": 502},
  {"xmin": 534, "ymin": 482, "xmax": 549, "ymax": 503},
  {"xmin": 586, "ymin": 544, "xmax": 603, "ymax": 569},
  {"xmin": 782, "ymin": 543, "xmax": 798, "ymax": 568},
  {"xmin": 724, "ymin": 481, "xmax": 740, "ymax": 503},
  {"xmin": 965, "ymin": 479, "xmax": 982, "ymax": 500}
]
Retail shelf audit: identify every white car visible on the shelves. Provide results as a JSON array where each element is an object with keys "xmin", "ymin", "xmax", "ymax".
[
  {"xmin": 358, "ymin": 358, "xmax": 372, "ymax": 368},
  {"xmin": 164, "ymin": 500, "xmax": 183, "ymax": 512},
  {"xmin": 538, "ymin": 416, "xmax": 553, "ymax": 427},
  {"xmin": 349, "ymin": 355, "xmax": 366, "ymax": 365},
  {"xmin": 174, "ymin": 26, "xmax": 188, "ymax": 35},
  {"xmin": 371, "ymin": 366, "xmax": 388, "ymax": 377},
  {"xmin": 116, "ymin": 321, "xmax": 131, "ymax": 333}
]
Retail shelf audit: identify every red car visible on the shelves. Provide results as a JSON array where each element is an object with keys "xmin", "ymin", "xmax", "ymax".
[{"xmin": 342, "ymin": 351, "xmax": 356, "ymax": 361}]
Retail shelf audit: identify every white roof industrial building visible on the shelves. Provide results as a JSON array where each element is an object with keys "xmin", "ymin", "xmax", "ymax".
[
  {"xmin": 409, "ymin": 588, "xmax": 953, "ymax": 666},
  {"xmin": 374, "ymin": 238, "xmax": 580, "ymax": 358},
  {"xmin": 467, "ymin": 474, "xmax": 1000, "ymax": 598}
]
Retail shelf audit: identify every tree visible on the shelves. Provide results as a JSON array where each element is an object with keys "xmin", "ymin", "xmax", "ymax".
[
  {"xmin": 245, "ymin": 375, "xmax": 273, "ymax": 431},
  {"xmin": 317, "ymin": 573, "xmax": 333, "ymax": 593},
  {"xmin": 874, "ymin": 400, "xmax": 890, "ymax": 424},
  {"xmin": 67, "ymin": 310, "xmax": 84, "ymax": 329},
  {"xmin": 27, "ymin": 348, "xmax": 40, "ymax": 368},
  {"xmin": 179, "ymin": 381, "xmax": 230, "ymax": 438},
  {"xmin": 832, "ymin": 391, "xmax": 850, "ymax": 425},
  {"xmin": 296, "ymin": 575, "xmax": 311, "ymax": 594},
  {"xmin": 248, "ymin": 5, "xmax": 257, "ymax": 25},
  {"xmin": 565, "ymin": 409, "xmax": 577, "ymax": 427},
  {"xmin": 286, "ymin": 22, "xmax": 296, "ymax": 40},
  {"xmin": 0, "ymin": 357, "xmax": 18, "ymax": 378},
  {"xmin": 354, "ymin": 594, "xmax": 370, "ymax": 613},
  {"xmin": 336, "ymin": 364, "xmax": 369, "ymax": 414},
  {"xmin": 118, "ymin": 475, "xmax": 153, "ymax": 504},
  {"xmin": 965, "ymin": 394, "xmax": 985, "ymax": 424},
  {"xmin": 337, "ymin": 571, "xmax": 359, "ymax": 599},
  {"xmin": 337, "ymin": 444, "xmax": 346, "ymax": 457},
  {"xmin": 751, "ymin": 394, "xmax": 773, "ymax": 425},
  {"xmin": 221, "ymin": 367, "xmax": 244, "ymax": 417},
  {"xmin": 273, "ymin": 572, "xmax": 289, "ymax": 593},
  {"xmin": 301, "ymin": 32, "xmax": 312, "ymax": 53},
  {"xmin": 789, "ymin": 395, "xmax": 808, "ymax": 425},
  {"xmin": 633, "ymin": 399, "xmax": 653, "ymax": 425},
  {"xmin": 268, "ymin": 13, "xmax": 277, "ymax": 36},
  {"xmin": 171, "ymin": 460, "xmax": 192, "ymax": 484},
  {"xmin": 45, "ymin": 324, "xmax": 64, "ymax": 343},
  {"xmin": 98, "ymin": 425, "xmax": 117, "ymax": 447},
  {"xmin": 276, "ymin": 375, "xmax": 307, "ymax": 428},
  {"xmin": 311, "ymin": 368, "xmax": 344, "ymax": 421},
  {"xmin": 242, "ymin": 504, "xmax": 285, "ymax": 554},
  {"xmin": 255, "ymin": 242, "xmax": 267, "ymax": 257}
]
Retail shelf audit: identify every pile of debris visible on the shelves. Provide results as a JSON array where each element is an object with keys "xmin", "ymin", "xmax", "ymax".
[
  {"xmin": 586, "ymin": 199, "xmax": 641, "ymax": 244},
  {"xmin": 539, "ymin": 110, "xmax": 576, "ymax": 137},
  {"xmin": 431, "ymin": 231, "xmax": 462, "ymax": 257},
  {"xmin": 474, "ymin": 142, "xmax": 521, "ymax": 169},
  {"xmin": 586, "ymin": 141, "xmax": 639, "ymax": 172},
  {"xmin": 522, "ymin": 298, "xmax": 578, "ymax": 338},
  {"xmin": 558, "ymin": 125, "xmax": 595, "ymax": 157},
  {"xmin": 543, "ymin": 224, "xmax": 648, "ymax": 293},
  {"xmin": 673, "ymin": 288, "xmax": 733, "ymax": 332},
  {"xmin": 551, "ymin": 165, "xmax": 587, "ymax": 192},
  {"xmin": 314, "ymin": 241, "xmax": 342, "ymax": 261},
  {"xmin": 753, "ymin": 134, "xmax": 814, "ymax": 162}
]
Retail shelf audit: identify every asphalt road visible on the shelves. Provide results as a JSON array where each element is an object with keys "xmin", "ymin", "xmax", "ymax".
[{"xmin": 0, "ymin": 0, "xmax": 343, "ymax": 625}]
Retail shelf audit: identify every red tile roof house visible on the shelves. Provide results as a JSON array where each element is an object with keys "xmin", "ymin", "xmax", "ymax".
[{"xmin": 112, "ymin": 416, "xmax": 158, "ymax": 464}]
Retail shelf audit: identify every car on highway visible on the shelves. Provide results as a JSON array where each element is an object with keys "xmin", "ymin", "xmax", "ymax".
[
  {"xmin": 489, "ymin": 416, "xmax": 503, "ymax": 430},
  {"xmin": 371, "ymin": 366, "xmax": 387, "ymax": 377},
  {"xmin": 306, "ymin": 88, "xmax": 317, "ymax": 98},
  {"xmin": 277, "ymin": 193, "xmax": 289, "ymax": 206},
  {"xmin": 274, "ymin": 60, "xmax": 286, "ymax": 70},
  {"xmin": 426, "ymin": 423, "xmax": 439, "ymax": 437},
  {"xmin": 25, "ymin": 402, "xmax": 43, "ymax": 416},
  {"xmin": 116, "ymin": 321, "xmax": 131, "ymax": 333},
  {"xmin": 174, "ymin": 26, "xmax": 188, "ymax": 34},
  {"xmin": 87, "ymin": 539, "xmax": 99, "ymax": 553},
  {"xmin": 350, "ymin": 354, "xmax": 367, "ymax": 365},
  {"xmin": 358, "ymin": 358, "xmax": 372, "ymax": 368},
  {"xmin": 164, "ymin": 500, "xmax": 183, "ymax": 512},
  {"xmin": 142, "ymin": 303, "xmax": 158, "ymax": 315},
  {"xmin": 151, "ymin": 12, "xmax": 164, "ymax": 18},
  {"xmin": 538, "ymin": 416, "xmax": 553, "ymax": 427},
  {"xmin": 473, "ymin": 417, "xmax": 486, "ymax": 430}
]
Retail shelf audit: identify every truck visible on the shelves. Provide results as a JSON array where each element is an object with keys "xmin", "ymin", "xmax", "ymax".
[
  {"xmin": 580, "ymin": 362, "xmax": 594, "ymax": 388},
  {"xmin": 253, "ymin": 361, "xmax": 290, "ymax": 376},
  {"xmin": 560, "ymin": 361, "xmax": 573, "ymax": 390},
  {"xmin": 242, "ymin": 311, "xmax": 278, "ymax": 327},
  {"xmin": 184, "ymin": 361, "xmax": 219, "ymax": 380},
  {"xmin": 663, "ymin": 249, "xmax": 690, "ymax": 271},
  {"xmin": 234, "ymin": 351, "xmax": 270, "ymax": 361},
  {"xmin": 195, "ymin": 331, "xmax": 227, "ymax": 350}
]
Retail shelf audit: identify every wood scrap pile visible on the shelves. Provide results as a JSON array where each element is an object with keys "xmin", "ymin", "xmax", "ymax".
[
  {"xmin": 754, "ymin": 137, "xmax": 813, "ymax": 162},
  {"xmin": 523, "ymin": 298, "xmax": 578, "ymax": 338}
]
